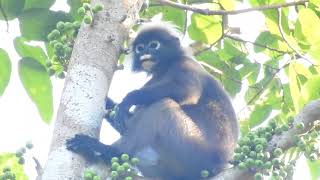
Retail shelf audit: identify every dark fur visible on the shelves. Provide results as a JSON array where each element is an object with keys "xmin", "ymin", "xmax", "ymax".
[{"xmin": 66, "ymin": 23, "xmax": 239, "ymax": 180}]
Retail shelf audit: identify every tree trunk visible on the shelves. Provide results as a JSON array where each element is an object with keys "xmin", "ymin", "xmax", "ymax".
[{"xmin": 41, "ymin": 0, "xmax": 143, "ymax": 179}]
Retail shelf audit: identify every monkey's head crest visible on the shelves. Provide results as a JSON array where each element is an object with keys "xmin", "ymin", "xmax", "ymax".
[{"xmin": 131, "ymin": 22, "xmax": 185, "ymax": 75}]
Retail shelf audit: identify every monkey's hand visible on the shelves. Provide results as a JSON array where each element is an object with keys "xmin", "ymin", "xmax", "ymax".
[
  {"xmin": 106, "ymin": 105, "xmax": 130, "ymax": 135},
  {"xmin": 66, "ymin": 134, "xmax": 120, "ymax": 163},
  {"xmin": 105, "ymin": 97, "xmax": 117, "ymax": 110}
]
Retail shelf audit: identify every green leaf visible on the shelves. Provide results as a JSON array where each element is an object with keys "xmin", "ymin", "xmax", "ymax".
[
  {"xmin": 264, "ymin": 9, "xmax": 290, "ymax": 36},
  {"xmin": 67, "ymin": 0, "xmax": 83, "ymax": 21},
  {"xmin": 219, "ymin": 0, "xmax": 235, "ymax": 10},
  {"xmin": 254, "ymin": 31, "xmax": 288, "ymax": 53},
  {"xmin": 141, "ymin": 6, "xmax": 186, "ymax": 30},
  {"xmin": 18, "ymin": 8, "xmax": 70, "ymax": 41},
  {"xmin": 240, "ymin": 120, "xmax": 250, "ymax": 135},
  {"xmin": 301, "ymin": 75, "xmax": 320, "ymax": 104},
  {"xmin": 0, "ymin": 48, "xmax": 11, "ymax": 96},
  {"xmin": 45, "ymin": 42, "xmax": 54, "ymax": 58},
  {"xmin": 0, "ymin": 153, "xmax": 28, "ymax": 180},
  {"xmin": 223, "ymin": 73, "xmax": 241, "ymax": 97},
  {"xmin": 288, "ymin": 63, "xmax": 304, "ymax": 111},
  {"xmin": 310, "ymin": 0, "xmax": 320, "ymax": 7},
  {"xmin": 18, "ymin": 57, "xmax": 53, "ymax": 123},
  {"xmin": 282, "ymin": 84, "xmax": 295, "ymax": 113},
  {"xmin": 294, "ymin": 19, "xmax": 309, "ymax": 47},
  {"xmin": 196, "ymin": 50, "xmax": 241, "ymax": 97},
  {"xmin": 221, "ymin": 39, "xmax": 246, "ymax": 60},
  {"xmin": 188, "ymin": 13, "xmax": 222, "ymax": 44},
  {"xmin": 249, "ymin": 0, "xmax": 285, "ymax": 7},
  {"xmin": 0, "ymin": 0, "xmax": 25, "ymax": 20},
  {"xmin": 248, "ymin": 105, "xmax": 272, "ymax": 128},
  {"xmin": 307, "ymin": 160, "xmax": 320, "ymax": 180},
  {"xmin": 14, "ymin": 37, "xmax": 48, "ymax": 66},
  {"xmin": 296, "ymin": 8, "xmax": 320, "ymax": 45},
  {"xmin": 244, "ymin": 86, "xmax": 260, "ymax": 103},
  {"xmin": 239, "ymin": 62, "xmax": 260, "ymax": 81},
  {"xmin": 23, "ymin": 0, "xmax": 55, "ymax": 10},
  {"xmin": 309, "ymin": 44, "xmax": 320, "ymax": 63}
]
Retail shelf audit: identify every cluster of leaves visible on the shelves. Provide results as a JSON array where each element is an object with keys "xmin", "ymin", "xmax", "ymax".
[
  {"xmin": 0, "ymin": 0, "xmax": 72, "ymax": 122},
  {"xmin": 0, "ymin": 0, "xmax": 107, "ymax": 123},
  {"xmin": 83, "ymin": 169, "xmax": 101, "ymax": 180},
  {"xmin": 108, "ymin": 154, "xmax": 139, "ymax": 180},
  {"xmin": 14, "ymin": 142, "xmax": 34, "ymax": 165},
  {"xmin": 46, "ymin": 3, "xmax": 103, "ymax": 78}
]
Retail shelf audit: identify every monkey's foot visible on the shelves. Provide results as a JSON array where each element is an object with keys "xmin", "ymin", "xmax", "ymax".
[{"xmin": 66, "ymin": 134, "xmax": 120, "ymax": 163}]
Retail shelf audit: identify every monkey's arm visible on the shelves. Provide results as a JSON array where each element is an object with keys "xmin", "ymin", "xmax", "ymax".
[
  {"xmin": 104, "ymin": 97, "xmax": 131, "ymax": 134},
  {"xmin": 105, "ymin": 97, "xmax": 117, "ymax": 110},
  {"xmin": 119, "ymin": 74, "xmax": 201, "ymax": 111}
]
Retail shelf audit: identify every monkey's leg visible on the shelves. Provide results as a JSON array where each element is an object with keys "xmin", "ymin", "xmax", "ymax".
[
  {"xmin": 113, "ymin": 99, "xmax": 210, "ymax": 178},
  {"xmin": 66, "ymin": 134, "xmax": 122, "ymax": 163}
]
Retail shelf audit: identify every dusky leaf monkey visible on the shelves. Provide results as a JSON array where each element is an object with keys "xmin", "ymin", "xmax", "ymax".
[{"xmin": 67, "ymin": 23, "xmax": 239, "ymax": 180}]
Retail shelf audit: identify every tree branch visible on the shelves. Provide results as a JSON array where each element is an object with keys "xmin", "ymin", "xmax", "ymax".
[
  {"xmin": 156, "ymin": 0, "xmax": 308, "ymax": 15},
  {"xmin": 268, "ymin": 100, "xmax": 320, "ymax": 151}
]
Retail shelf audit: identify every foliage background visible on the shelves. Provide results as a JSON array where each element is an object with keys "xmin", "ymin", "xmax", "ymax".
[{"xmin": 0, "ymin": 0, "xmax": 319, "ymax": 179}]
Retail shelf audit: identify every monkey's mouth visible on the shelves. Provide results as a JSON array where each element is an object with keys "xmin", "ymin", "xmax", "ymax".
[
  {"xmin": 140, "ymin": 54, "xmax": 153, "ymax": 62},
  {"xmin": 140, "ymin": 54, "xmax": 156, "ymax": 71}
]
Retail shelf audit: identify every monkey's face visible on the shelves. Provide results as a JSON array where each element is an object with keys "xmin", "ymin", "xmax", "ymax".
[
  {"xmin": 131, "ymin": 28, "xmax": 182, "ymax": 74},
  {"xmin": 134, "ymin": 40, "xmax": 161, "ymax": 72}
]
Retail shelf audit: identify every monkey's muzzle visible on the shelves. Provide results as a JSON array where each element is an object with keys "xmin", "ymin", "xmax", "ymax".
[
  {"xmin": 140, "ymin": 54, "xmax": 152, "ymax": 62},
  {"xmin": 140, "ymin": 54, "xmax": 155, "ymax": 71}
]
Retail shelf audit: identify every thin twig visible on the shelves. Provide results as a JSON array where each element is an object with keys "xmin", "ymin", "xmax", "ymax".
[
  {"xmin": 156, "ymin": 0, "xmax": 308, "ymax": 15},
  {"xmin": 33, "ymin": 156, "xmax": 43, "ymax": 180},
  {"xmin": 182, "ymin": 9, "xmax": 188, "ymax": 38},
  {"xmin": 245, "ymin": 61, "xmax": 290, "ymax": 107}
]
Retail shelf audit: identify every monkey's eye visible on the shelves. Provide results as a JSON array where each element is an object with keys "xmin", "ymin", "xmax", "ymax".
[
  {"xmin": 148, "ymin": 41, "xmax": 160, "ymax": 50},
  {"xmin": 135, "ymin": 44, "xmax": 144, "ymax": 54}
]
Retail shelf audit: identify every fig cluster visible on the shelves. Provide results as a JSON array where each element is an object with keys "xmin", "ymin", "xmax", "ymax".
[
  {"xmin": 233, "ymin": 120, "xmax": 293, "ymax": 180},
  {"xmin": 46, "ymin": 2, "xmax": 103, "ymax": 78},
  {"xmin": 0, "ymin": 167, "xmax": 15, "ymax": 180},
  {"xmin": 109, "ymin": 154, "xmax": 140, "ymax": 180},
  {"xmin": 15, "ymin": 141, "xmax": 34, "ymax": 165}
]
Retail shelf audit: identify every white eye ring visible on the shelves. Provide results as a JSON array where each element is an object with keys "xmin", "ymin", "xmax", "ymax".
[
  {"xmin": 135, "ymin": 44, "xmax": 144, "ymax": 54},
  {"xmin": 148, "ymin": 41, "xmax": 160, "ymax": 50}
]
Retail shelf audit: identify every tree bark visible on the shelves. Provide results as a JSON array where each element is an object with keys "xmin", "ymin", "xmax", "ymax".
[{"xmin": 41, "ymin": 0, "xmax": 143, "ymax": 179}]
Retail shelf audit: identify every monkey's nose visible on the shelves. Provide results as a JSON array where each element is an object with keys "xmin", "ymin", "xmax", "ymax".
[{"xmin": 140, "ymin": 54, "xmax": 152, "ymax": 61}]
